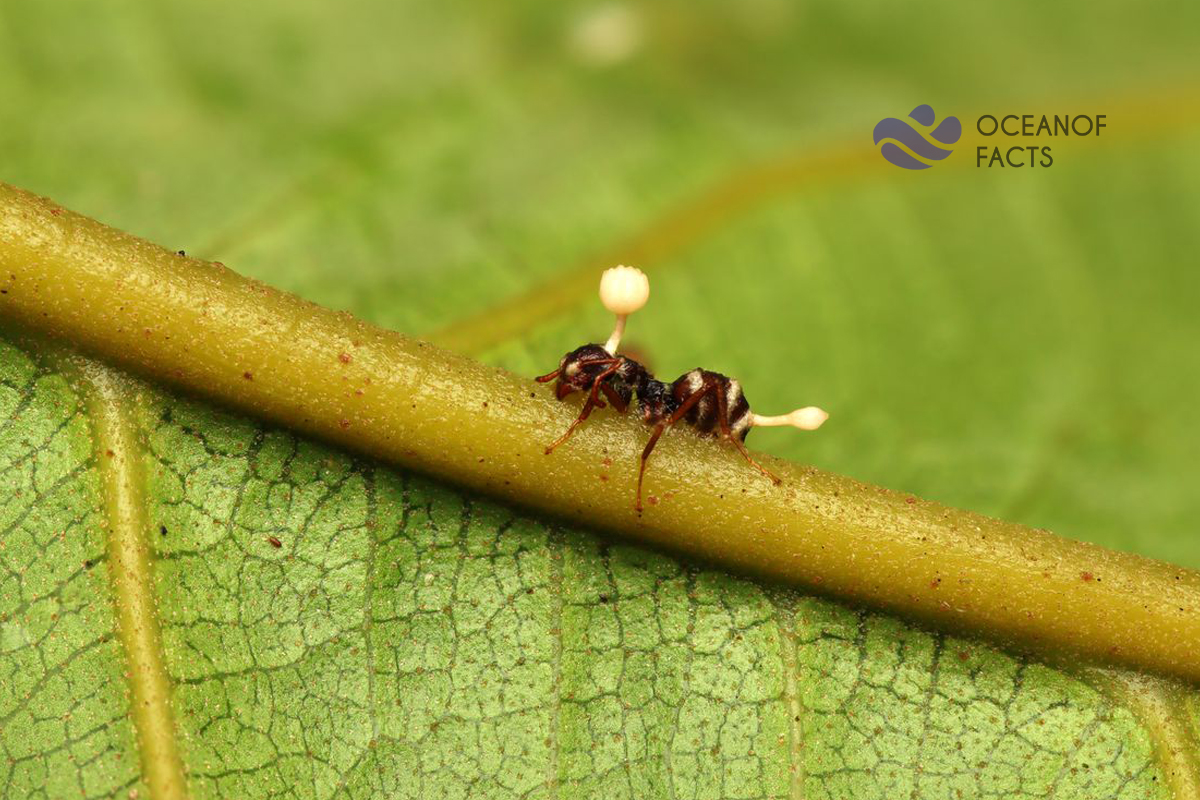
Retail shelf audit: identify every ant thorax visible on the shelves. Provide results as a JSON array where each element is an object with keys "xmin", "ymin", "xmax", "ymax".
[{"xmin": 635, "ymin": 378, "xmax": 676, "ymax": 425}]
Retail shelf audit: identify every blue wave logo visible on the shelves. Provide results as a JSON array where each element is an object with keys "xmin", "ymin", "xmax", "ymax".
[{"xmin": 874, "ymin": 105, "xmax": 962, "ymax": 170}]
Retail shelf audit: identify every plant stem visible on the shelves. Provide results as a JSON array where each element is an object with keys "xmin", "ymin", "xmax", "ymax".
[{"xmin": 3, "ymin": 181, "xmax": 1200, "ymax": 684}]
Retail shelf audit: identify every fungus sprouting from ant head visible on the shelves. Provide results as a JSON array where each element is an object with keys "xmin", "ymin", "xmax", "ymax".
[
  {"xmin": 598, "ymin": 264, "xmax": 650, "ymax": 354},
  {"xmin": 537, "ymin": 265, "xmax": 828, "ymax": 510}
]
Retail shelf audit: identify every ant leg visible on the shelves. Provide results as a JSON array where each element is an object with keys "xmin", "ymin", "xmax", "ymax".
[
  {"xmin": 637, "ymin": 424, "xmax": 666, "ymax": 512},
  {"xmin": 715, "ymin": 386, "xmax": 781, "ymax": 484},
  {"xmin": 546, "ymin": 361, "xmax": 623, "ymax": 455},
  {"xmin": 545, "ymin": 396, "xmax": 598, "ymax": 454},
  {"xmin": 587, "ymin": 362, "xmax": 622, "ymax": 408},
  {"xmin": 728, "ymin": 435, "xmax": 781, "ymax": 484},
  {"xmin": 636, "ymin": 386, "xmax": 712, "ymax": 510},
  {"xmin": 599, "ymin": 383, "xmax": 629, "ymax": 413}
]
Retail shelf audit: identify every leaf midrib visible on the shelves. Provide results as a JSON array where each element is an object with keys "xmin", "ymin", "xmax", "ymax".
[{"xmin": 77, "ymin": 361, "xmax": 188, "ymax": 800}]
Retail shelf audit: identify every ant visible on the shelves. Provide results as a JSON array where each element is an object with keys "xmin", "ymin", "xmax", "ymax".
[{"xmin": 537, "ymin": 266, "xmax": 828, "ymax": 510}]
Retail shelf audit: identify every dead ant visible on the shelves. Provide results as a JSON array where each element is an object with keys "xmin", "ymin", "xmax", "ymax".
[{"xmin": 537, "ymin": 266, "xmax": 828, "ymax": 510}]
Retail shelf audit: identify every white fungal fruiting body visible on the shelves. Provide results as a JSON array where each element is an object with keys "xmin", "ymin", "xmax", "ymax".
[
  {"xmin": 600, "ymin": 265, "xmax": 649, "ymax": 354},
  {"xmin": 600, "ymin": 265, "xmax": 650, "ymax": 315},
  {"xmin": 751, "ymin": 406, "xmax": 829, "ymax": 431}
]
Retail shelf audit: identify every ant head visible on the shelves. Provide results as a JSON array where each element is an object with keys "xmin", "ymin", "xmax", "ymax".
[
  {"xmin": 536, "ymin": 266, "xmax": 649, "ymax": 401},
  {"xmin": 539, "ymin": 344, "xmax": 614, "ymax": 399}
]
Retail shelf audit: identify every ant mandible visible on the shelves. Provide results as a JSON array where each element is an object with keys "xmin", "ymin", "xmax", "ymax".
[{"xmin": 536, "ymin": 266, "xmax": 828, "ymax": 510}]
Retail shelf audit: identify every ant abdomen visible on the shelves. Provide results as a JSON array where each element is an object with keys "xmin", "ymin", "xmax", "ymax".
[{"xmin": 668, "ymin": 370, "xmax": 752, "ymax": 442}]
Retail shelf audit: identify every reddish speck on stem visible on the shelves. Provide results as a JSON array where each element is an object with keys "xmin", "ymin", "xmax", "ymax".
[
  {"xmin": 243, "ymin": 371, "xmax": 253, "ymax": 380},
  {"xmin": 338, "ymin": 352, "xmax": 352, "ymax": 364},
  {"xmin": 905, "ymin": 496, "xmax": 916, "ymax": 505},
  {"xmin": 105, "ymin": 449, "xmax": 114, "ymax": 457},
  {"xmin": 1081, "ymin": 571, "xmax": 1094, "ymax": 582},
  {"xmin": 339, "ymin": 418, "xmax": 351, "ymax": 429},
  {"xmin": 267, "ymin": 536, "xmax": 283, "ymax": 548}
]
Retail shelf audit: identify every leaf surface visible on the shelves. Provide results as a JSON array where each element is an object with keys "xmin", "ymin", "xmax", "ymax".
[{"xmin": 2, "ymin": 0, "xmax": 1200, "ymax": 798}]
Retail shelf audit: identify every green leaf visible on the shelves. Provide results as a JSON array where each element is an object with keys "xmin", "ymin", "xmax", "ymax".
[
  {"xmin": 0, "ymin": 341, "xmax": 1183, "ymax": 798},
  {"xmin": 3, "ymin": 0, "xmax": 1200, "ymax": 798}
]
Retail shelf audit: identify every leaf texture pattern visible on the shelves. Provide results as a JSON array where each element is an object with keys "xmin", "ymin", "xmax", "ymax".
[{"xmin": 0, "ymin": 338, "xmax": 1182, "ymax": 798}]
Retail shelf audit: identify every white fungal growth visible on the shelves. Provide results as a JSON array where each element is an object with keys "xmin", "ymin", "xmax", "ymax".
[
  {"xmin": 600, "ymin": 265, "xmax": 649, "ymax": 354},
  {"xmin": 600, "ymin": 265, "xmax": 650, "ymax": 315},
  {"xmin": 750, "ymin": 406, "xmax": 829, "ymax": 431}
]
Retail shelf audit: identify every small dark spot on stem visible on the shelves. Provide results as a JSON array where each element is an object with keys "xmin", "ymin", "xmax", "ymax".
[
  {"xmin": 338, "ymin": 352, "xmax": 352, "ymax": 364},
  {"xmin": 267, "ymin": 536, "xmax": 283, "ymax": 548},
  {"xmin": 243, "ymin": 371, "xmax": 253, "ymax": 380},
  {"xmin": 159, "ymin": 524, "xmax": 168, "ymax": 537}
]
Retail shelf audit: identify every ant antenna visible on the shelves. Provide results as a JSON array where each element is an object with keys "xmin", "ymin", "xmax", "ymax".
[
  {"xmin": 599, "ymin": 265, "xmax": 650, "ymax": 354},
  {"xmin": 750, "ymin": 406, "xmax": 829, "ymax": 431}
]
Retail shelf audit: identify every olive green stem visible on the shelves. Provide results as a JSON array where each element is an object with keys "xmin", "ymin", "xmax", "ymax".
[{"xmin": 3, "ymin": 181, "xmax": 1200, "ymax": 684}]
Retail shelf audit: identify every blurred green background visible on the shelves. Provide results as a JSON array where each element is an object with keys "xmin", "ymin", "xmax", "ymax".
[{"xmin": 2, "ymin": 0, "xmax": 1198, "ymax": 564}]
